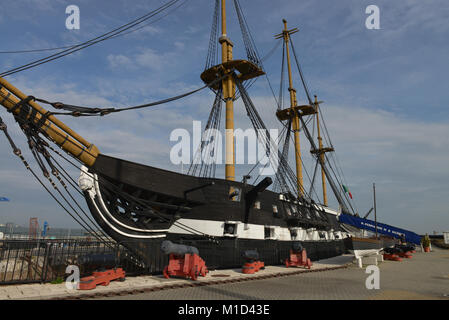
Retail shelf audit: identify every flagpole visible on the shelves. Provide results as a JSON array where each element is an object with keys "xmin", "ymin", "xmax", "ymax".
[{"xmin": 373, "ymin": 182, "xmax": 378, "ymax": 239}]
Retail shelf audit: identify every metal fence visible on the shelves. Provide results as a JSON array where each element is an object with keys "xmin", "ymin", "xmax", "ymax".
[
  {"xmin": 0, "ymin": 238, "xmax": 346, "ymax": 285},
  {"xmin": 0, "ymin": 239, "xmax": 147, "ymax": 285}
]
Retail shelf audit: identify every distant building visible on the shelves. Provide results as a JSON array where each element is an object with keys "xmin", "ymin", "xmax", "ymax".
[
  {"xmin": 5, "ymin": 222, "xmax": 14, "ymax": 235},
  {"xmin": 0, "ymin": 223, "xmax": 86, "ymax": 239}
]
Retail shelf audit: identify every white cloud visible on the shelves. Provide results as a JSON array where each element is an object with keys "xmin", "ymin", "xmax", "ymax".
[
  {"xmin": 107, "ymin": 54, "xmax": 133, "ymax": 69},
  {"xmin": 107, "ymin": 48, "xmax": 176, "ymax": 72},
  {"xmin": 135, "ymin": 48, "xmax": 165, "ymax": 69}
]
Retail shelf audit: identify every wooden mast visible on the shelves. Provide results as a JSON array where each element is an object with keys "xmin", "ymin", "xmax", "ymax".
[
  {"xmin": 313, "ymin": 95, "xmax": 334, "ymax": 206},
  {"xmin": 220, "ymin": 0, "xmax": 236, "ymax": 181},
  {"xmin": 283, "ymin": 19, "xmax": 303, "ymax": 196},
  {"xmin": 200, "ymin": 0, "xmax": 265, "ymax": 183},
  {"xmin": 275, "ymin": 19, "xmax": 307, "ymax": 197}
]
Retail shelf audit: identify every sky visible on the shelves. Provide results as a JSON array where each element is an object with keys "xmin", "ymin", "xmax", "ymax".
[{"xmin": 0, "ymin": 0, "xmax": 448, "ymax": 234}]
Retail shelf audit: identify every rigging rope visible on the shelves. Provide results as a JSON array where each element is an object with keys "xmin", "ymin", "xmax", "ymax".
[
  {"xmin": 205, "ymin": 0, "xmax": 220, "ymax": 70},
  {"xmin": 233, "ymin": 0, "xmax": 261, "ymax": 66},
  {"xmin": 290, "ymin": 40, "xmax": 312, "ymax": 105},
  {"xmin": 31, "ymin": 70, "xmax": 231, "ymax": 117},
  {"xmin": 235, "ymin": 77, "xmax": 311, "ymax": 202},
  {"xmin": 0, "ymin": 0, "xmax": 189, "ymax": 55},
  {"xmin": 0, "ymin": 116, "xmax": 111, "ymax": 243},
  {"xmin": 188, "ymin": 87, "xmax": 223, "ymax": 178},
  {"xmin": 278, "ymin": 40, "xmax": 286, "ymax": 110},
  {"xmin": 2, "ymin": 88, "xmax": 221, "ymax": 242},
  {"xmin": 0, "ymin": 0, "xmax": 182, "ymax": 77}
]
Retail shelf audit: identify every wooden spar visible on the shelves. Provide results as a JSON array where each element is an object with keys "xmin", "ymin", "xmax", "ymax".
[
  {"xmin": 200, "ymin": 1, "xmax": 265, "ymax": 183},
  {"xmin": 315, "ymin": 96, "xmax": 327, "ymax": 206},
  {"xmin": 275, "ymin": 19, "xmax": 304, "ymax": 196},
  {"xmin": 220, "ymin": 0, "xmax": 236, "ymax": 181},
  {"xmin": 313, "ymin": 95, "xmax": 334, "ymax": 206},
  {"xmin": 0, "ymin": 76, "xmax": 99, "ymax": 167},
  {"xmin": 284, "ymin": 19, "xmax": 303, "ymax": 196}
]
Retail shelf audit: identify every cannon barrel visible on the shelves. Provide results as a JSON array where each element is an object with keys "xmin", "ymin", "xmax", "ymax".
[
  {"xmin": 242, "ymin": 249, "xmax": 259, "ymax": 261},
  {"xmin": 250, "ymin": 177, "xmax": 272, "ymax": 195},
  {"xmin": 246, "ymin": 177, "xmax": 272, "ymax": 202},
  {"xmin": 395, "ymin": 244, "xmax": 415, "ymax": 252},
  {"xmin": 384, "ymin": 247, "xmax": 401, "ymax": 254},
  {"xmin": 77, "ymin": 253, "xmax": 118, "ymax": 266},
  {"xmin": 0, "ymin": 76, "xmax": 99, "ymax": 167},
  {"xmin": 160, "ymin": 240, "xmax": 199, "ymax": 256},
  {"xmin": 291, "ymin": 241, "xmax": 303, "ymax": 253}
]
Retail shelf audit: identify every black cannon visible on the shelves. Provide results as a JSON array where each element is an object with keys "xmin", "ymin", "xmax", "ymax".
[
  {"xmin": 160, "ymin": 240, "xmax": 199, "ymax": 256},
  {"xmin": 241, "ymin": 249, "xmax": 265, "ymax": 274},
  {"xmin": 244, "ymin": 177, "xmax": 273, "ymax": 224},
  {"xmin": 77, "ymin": 253, "xmax": 118, "ymax": 267},
  {"xmin": 242, "ymin": 249, "xmax": 260, "ymax": 262},
  {"xmin": 395, "ymin": 244, "xmax": 415, "ymax": 253},
  {"xmin": 291, "ymin": 241, "xmax": 303, "ymax": 253},
  {"xmin": 246, "ymin": 177, "xmax": 273, "ymax": 202},
  {"xmin": 383, "ymin": 247, "xmax": 401, "ymax": 255}
]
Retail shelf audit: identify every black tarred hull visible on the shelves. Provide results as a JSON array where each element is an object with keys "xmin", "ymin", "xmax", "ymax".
[
  {"xmin": 97, "ymin": 236, "xmax": 347, "ymax": 273},
  {"xmin": 83, "ymin": 154, "xmax": 347, "ymax": 270}
]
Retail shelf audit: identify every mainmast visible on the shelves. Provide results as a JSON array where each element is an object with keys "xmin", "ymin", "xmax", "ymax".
[
  {"xmin": 220, "ymin": 0, "xmax": 236, "ymax": 181},
  {"xmin": 275, "ymin": 20, "xmax": 316, "ymax": 197},
  {"xmin": 200, "ymin": 0, "xmax": 264, "ymax": 182}
]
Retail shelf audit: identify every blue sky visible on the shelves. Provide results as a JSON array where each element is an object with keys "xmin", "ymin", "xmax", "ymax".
[{"xmin": 0, "ymin": 0, "xmax": 448, "ymax": 234}]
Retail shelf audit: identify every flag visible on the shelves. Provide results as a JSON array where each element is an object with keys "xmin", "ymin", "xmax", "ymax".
[
  {"xmin": 342, "ymin": 185, "xmax": 353, "ymax": 199},
  {"xmin": 0, "ymin": 197, "xmax": 10, "ymax": 202}
]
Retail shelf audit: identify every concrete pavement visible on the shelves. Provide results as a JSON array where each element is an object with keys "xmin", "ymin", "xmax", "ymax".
[
  {"xmin": 0, "ymin": 254, "xmax": 353, "ymax": 300},
  {"xmin": 95, "ymin": 248, "xmax": 449, "ymax": 300}
]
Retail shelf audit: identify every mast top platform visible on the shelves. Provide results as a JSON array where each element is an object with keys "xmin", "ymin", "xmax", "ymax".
[
  {"xmin": 200, "ymin": 60, "xmax": 265, "ymax": 90},
  {"xmin": 276, "ymin": 104, "xmax": 317, "ymax": 121}
]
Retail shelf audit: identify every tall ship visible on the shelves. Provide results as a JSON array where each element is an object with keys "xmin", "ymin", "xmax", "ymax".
[{"xmin": 0, "ymin": 0, "xmax": 412, "ymax": 271}]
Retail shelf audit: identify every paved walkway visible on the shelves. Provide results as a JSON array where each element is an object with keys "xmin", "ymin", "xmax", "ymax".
[
  {"xmin": 1, "ymin": 249, "xmax": 447, "ymax": 300},
  {"xmin": 0, "ymin": 254, "xmax": 353, "ymax": 300},
  {"xmin": 95, "ymin": 248, "xmax": 449, "ymax": 300}
]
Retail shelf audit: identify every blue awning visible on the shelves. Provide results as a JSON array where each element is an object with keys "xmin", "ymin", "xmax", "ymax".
[{"xmin": 338, "ymin": 213, "xmax": 421, "ymax": 245}]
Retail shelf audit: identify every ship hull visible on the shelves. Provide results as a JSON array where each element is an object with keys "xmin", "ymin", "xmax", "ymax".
[
  {"xmin": 80, "ymin": 154, "xmax": 349, "ymax": 270},
  {"xmin": 84, "ymin": 235, "xmax": 346, "ymax": 272}
]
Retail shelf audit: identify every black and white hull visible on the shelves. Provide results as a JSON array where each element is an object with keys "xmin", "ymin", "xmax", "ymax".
[{"xmin": 78, "ymin": 154, "xmax": 350, "ymax": 270}]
